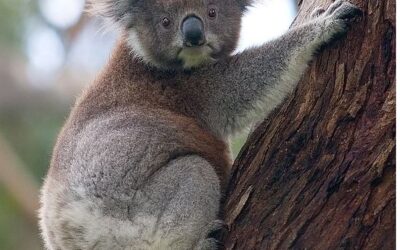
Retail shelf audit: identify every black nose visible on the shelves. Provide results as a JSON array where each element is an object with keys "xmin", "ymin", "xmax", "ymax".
[{"xmin": 182, "ymin": 16, "xmax": 205, "ymax": 47}]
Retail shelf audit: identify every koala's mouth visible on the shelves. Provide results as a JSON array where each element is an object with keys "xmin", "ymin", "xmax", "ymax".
[{"xmin": 177, "ymin": 44, "xmax": 219, "ymax": 68}]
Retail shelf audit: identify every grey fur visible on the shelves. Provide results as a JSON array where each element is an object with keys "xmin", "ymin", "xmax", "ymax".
[{"xmin": 40, "ymin": 1, "xmax": 361, "ymax": 249}]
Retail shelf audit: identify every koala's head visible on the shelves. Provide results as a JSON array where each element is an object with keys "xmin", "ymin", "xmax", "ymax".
[{"xmin": 89, "ymin": 0, "xmax": 250, "ymax": 69}]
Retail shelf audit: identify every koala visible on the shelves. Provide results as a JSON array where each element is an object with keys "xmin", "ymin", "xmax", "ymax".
[{"xmin": 39, "ymin": 0, "xmax": 361, "ymax": 249}]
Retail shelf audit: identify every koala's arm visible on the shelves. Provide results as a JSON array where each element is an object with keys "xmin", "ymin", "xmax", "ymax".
[{"xmin": 194, "ymin": 1, "xmax": 361, "ymax": 137}]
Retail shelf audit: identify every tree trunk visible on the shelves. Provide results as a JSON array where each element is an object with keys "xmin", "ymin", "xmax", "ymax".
[{"xmin": 222, "ymin": 0, "xmax": 395, "ymax": 249}]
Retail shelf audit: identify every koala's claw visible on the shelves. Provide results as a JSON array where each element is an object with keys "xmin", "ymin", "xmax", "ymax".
[
  {"xmin": 311, "ymin": 7, "xmax": 325, "ymax": 18},
  {"xmin": 325, "ymin": 0, "xmax": 345, "ymax": 15},
  {"xmin": 334, "ymin": 3, "xmax": 362, "ymax": 21},
  {"xmin": 314, "ymin": 1, "xmax": 362, "ymax": 44},
  {"xmin": 312, "ymin": 1, "xmax": 362, "ymax": 23},
  {"xmin": 326, "ymin": 1, "xmax": 362, "ymax": 22}
]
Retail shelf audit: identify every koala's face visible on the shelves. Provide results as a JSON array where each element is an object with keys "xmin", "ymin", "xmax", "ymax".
[{"xmin": 90, "ymin": 0, "xmax": 248, "ymax": 69}]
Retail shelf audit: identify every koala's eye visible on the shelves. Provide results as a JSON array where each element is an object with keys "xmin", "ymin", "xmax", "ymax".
[
  {"xmin": 208, "ymin": 8, "xmax": 217, "ymax": 19},
  {"xmin": 162, "ymin": 17, "xmax": 171, "ymax": 28}
]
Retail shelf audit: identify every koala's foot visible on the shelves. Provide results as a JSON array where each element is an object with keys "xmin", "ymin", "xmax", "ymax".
[
  {"xmin": 194, "ymin": 238, "xmax": 219, "ymax": 250},
  {"xmin": 207, "ymin": 219, "xmax": 228, "ymax": 238},
  {"xmin": 194, "ymin": 220, "xmax": 227, "ymax": 250},
  {"xmin": 315, "ymin": 0, "xmax": 362, "ymax": 42}
]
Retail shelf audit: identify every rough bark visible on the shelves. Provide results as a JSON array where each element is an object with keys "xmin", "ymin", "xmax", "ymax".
[{"xmin": 222, "ymin": 0, "xmax": 395, "ymax": 249}]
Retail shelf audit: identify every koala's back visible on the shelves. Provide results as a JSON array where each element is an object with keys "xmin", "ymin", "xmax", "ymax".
[{"xmin": 40, "ymin": 106, "xmax": 230, "ymax": 249}]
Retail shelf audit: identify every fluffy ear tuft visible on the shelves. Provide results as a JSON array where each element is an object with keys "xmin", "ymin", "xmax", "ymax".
[
  {"xmin": 86, "ymin": 0, "xmax": 134, "ymax": 24},
  {"xmin": 236, "ymin": 0, "xmax": 254, "ymax": 11},
  {"xmin": 87, "ymin": 0, "xmax": 116, "ymax": 18}
]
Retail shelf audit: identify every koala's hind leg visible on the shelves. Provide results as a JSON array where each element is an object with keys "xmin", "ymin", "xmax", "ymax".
[
  {"xmin": 40, "ymin": 155, "xmax": 222, "ymax": 250},
  {"xmin": 144, "ymin": 155, "xmax": 222, "ymax": 250}
]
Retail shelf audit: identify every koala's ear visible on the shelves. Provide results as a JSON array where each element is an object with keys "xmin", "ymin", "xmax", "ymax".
[{"xmin": 87, "ymin": 0, "xmax": 136, "ymax": 24}]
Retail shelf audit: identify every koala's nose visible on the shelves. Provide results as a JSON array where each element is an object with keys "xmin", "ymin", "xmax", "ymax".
[{"xmin": 182, "ymin": 16, "xmax": 205, "ymax": 47}]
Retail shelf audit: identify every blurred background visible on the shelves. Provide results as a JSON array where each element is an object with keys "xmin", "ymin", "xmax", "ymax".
[{"xmin": 0, "ymin": 0, "xmax": 296, "ymax": 249}]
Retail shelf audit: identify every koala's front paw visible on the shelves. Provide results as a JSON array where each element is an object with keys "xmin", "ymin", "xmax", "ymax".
[
  {"xmin": 311, "ymin": 7, "xmax": 325, "ymax": 19},
  {"xmin": 315, "ymin": 1, "xmax": 362, "ymax": 42}
]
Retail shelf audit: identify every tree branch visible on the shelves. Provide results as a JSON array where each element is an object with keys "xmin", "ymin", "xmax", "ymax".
[{"xmin": 222, "ymin": 0, "xmax": 395, "ymax": 249}]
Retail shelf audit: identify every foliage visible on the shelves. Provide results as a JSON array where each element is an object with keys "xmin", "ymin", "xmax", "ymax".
[
  {"xmin": 0, "ymin": 109, "xmax": 67, "ymax": 180},
  {"xmin": 0, "ymin": 0, "xmax": 32, "ymax": 51}
]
